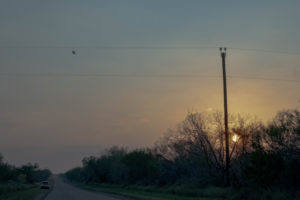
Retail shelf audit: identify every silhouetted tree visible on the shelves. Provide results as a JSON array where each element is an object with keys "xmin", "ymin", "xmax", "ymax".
[
  {"xmin": 156, "ymin": 111, "xmax": 262, "ymax": 185},
  {"xmin": 122, "ymin": 149, "xmax": 159, "ymax": 184}
]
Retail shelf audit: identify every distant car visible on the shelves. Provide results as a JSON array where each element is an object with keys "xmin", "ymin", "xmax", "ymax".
[{"xmin": 40, "ymin": 181, "xmax": 50, "ymax": 189}]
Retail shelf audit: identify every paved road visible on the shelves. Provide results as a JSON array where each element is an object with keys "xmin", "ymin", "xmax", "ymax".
[{"xmin": 45, "ymin": 176, "xmax": 131, "ymax": 200}]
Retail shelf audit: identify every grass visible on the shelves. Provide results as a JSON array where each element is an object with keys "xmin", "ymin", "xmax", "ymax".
[
  {"xmin": 68, "ymin": 181, "xmax": 300, "ymax": 200},
  {"xmin": 71, "ymin": 182, "xmax": 229, "ymax": 200},
  {"xmin": 0, "ymin": 186, "xmax": 44, "ymax": 200},
  {"xmin": 0, "ymin": 177, "xmax": 53, "ymax": 200}
]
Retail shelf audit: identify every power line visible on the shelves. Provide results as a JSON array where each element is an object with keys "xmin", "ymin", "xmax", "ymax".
[
  {"xmin": 227, "ymin": 47, "xmax": 300, "ymax": 56},
  {"xmin": 0, "ymin": 72, "xmax": 299, "ymax": 83},
  {"xmin": 228, "ymin": 75, "xmax": 300, "ymax": 83},
  {"xmin": 0, "ymin": 72, "xmax": 220, "ymax": 78},
  {"xmin": 1, "ymin": 45, "xmax": 300, "ymax": 55},
  {"xmin": 0, "ymin": 45, "xmax": 217, "ymax": 50}
]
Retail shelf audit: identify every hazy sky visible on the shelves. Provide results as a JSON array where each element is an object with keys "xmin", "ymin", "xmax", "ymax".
[{"xmin": 0, "ymin": 1, "xmax": 299, "ymax": 172}]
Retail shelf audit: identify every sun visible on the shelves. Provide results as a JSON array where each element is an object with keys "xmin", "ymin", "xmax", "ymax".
[{"xmin": 232, "ymin": 134, "xmax": 239, "ymax": 142}]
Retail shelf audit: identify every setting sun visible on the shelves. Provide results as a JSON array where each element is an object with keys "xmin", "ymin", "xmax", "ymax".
[{"xmin": 232, "ymin": 134, "xmax": 239, "ymax": 142}]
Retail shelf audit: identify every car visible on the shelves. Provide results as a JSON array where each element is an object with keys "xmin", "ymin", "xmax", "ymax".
[{"xmin": 40, "ymin": 181, "xmax": 50, "ymax": 189}]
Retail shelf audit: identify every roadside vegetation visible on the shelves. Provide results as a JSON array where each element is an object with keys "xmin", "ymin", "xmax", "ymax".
[
  {"xmin": 65, "ymin": 109, "xmax": 300, "ymax": 200},
  {"xmin": 0, "ymin": 155, "xmax": 51, "ymax": 200}
]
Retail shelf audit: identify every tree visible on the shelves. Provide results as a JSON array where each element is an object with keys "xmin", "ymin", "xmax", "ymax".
[
  {"xmin": 122, "ymin": 149, "xmax": 159, "ymax": 184},
  {"xmin": 265, "ymin": 109, "xmax": 300, "ymax": 156},
  {"xmin": 18, "ymin": 163, "xmax": 39, "ymax": 184},
  {"xmin": 156, "ymin": 111, "xmax": 262, "ymax": 185}
]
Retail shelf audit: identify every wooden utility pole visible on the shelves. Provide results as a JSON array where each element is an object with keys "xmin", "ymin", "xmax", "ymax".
[{"xmin": 220, "ymin": 47, "xmax": 230, "ymax": 186}]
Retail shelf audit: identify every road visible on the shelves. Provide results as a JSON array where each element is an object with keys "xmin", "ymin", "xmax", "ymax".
[{"xmin": 45, "ymin": 175, "xmax": 132, "ymax": 200}]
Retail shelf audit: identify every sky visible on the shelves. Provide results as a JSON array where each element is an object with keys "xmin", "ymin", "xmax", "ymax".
[{"xmin": 0, "ymin": 0, "xmax": 299, "ymax": 173}]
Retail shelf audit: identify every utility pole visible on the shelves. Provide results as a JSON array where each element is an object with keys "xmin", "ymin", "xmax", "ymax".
[{"xmin": 220, "ymin": 47, "xmax": 230, "ymax": 186}]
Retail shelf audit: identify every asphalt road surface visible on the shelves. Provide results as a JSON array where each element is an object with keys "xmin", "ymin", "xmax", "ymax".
[{"xmin": 45, "ymin": 175, "xmax": 132, "ymax": 200}]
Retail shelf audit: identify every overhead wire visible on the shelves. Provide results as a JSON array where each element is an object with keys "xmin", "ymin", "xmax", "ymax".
[
  {"xmin": 227, "ymin": 75, "xmax": 300, "ymax": 83},
  {"xmin": 0, "ymin": 45, "xmax": 217, "ymax": 50},
  {"xmin": 0, "ymin": 44, "xmax": 299, "ymax": 83},
  {"xmin": 227, "ymin": 47, "xmax": 300, "ymax": 56},
  {"xmin": 0, "ymin": 45, "xmax": 300, "ymax": 55},
  {"xmin": 0, "ymin": 72, "xmax": 299, "ymax": 84},
  {"xmin": 0, "ymin": 72, "xmax": 221, "ymax": 78}
]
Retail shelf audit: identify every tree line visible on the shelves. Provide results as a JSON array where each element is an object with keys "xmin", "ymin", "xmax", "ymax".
[
  {"xmin": 0, "ymin": 155, "xmax": 51, "ymax": 184},
  {"xmin": 65, "ymin": 109, "xmax": 300, "ymax": 189}
]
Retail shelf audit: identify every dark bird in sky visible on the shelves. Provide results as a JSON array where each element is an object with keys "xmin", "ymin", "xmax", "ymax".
[{"xmin": 72, "ymin": 50, "xmax": 76, "ymax": 55}]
